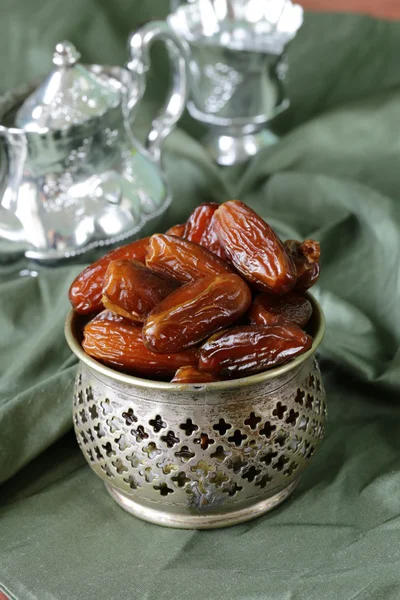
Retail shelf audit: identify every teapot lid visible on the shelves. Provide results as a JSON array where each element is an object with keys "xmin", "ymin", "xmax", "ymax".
[{"xmin": 15, "ymin": 41, "xmax": 121, "ymax": 132}]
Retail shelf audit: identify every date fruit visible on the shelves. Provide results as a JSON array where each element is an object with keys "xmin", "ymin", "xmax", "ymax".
[
  {"xmin": 284, "ymin": 239, "xmax": 321, "ymax": 292},
  {"xmin": 102, "ymin": 259, "xmax": 178, "ymax": 323},
  {"xmin": 146, "ymin": 234, "xmax": 232, "ymax": 284},
  {"xmin": 198, "ymin": 324, "xmax": 313, "ymax": 377},
  {"xmin": 171, "ymin": 366, "xmax": 218, "ymax": 384},
  {"xmin": 83, "ymin": 311, "xmax": 197, "ymax": 377},
  {"xmin": 213, "ymin": 200, "xmax": 296, "ymax": 294},
  {"xmin": 165, "ymin": 223, "xmax": 185, "ymax": 237},
  {"xmin": 72, "ymin": 201, "xmax": 321, "ymax": 383},
  {"xmin": 69, "ymin": 237, "xmax": 150, "ymax": 315},
  {"xmin": 143, "ymin": 274, "xmax": 252, "ymax": 353},
  {"xmin": 90, "ymin": 310, "xmax": 125, "ymax": 323},
  {"xmin": 184, "ymin": 202, "xmax": 219, "ymax": 244},
  {"xmin": 249, "ymin": 292, "xmax": 312, "ymax": 329},
  {"xmin": 199, "ymin": 213, "xmax": 227, "ymax": 260}
]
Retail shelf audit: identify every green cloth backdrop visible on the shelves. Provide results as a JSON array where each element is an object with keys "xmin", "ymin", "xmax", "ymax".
[{"xmin": 1, "ymin": 1, "xmax": 400, "ymax": 599}]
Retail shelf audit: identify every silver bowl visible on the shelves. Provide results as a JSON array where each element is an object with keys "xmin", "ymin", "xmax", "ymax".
[{"xmin": 65, "ymin": 295, "xmax": 326, "ymax": 529}]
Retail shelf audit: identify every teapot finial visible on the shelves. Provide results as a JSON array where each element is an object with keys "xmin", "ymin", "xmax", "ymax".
[
  {"xmin": 53, "ymin": 41, "xmax": 81, "ymax": 67},
  {"xmin": 15, "ymin": 40, "xmax": 121, "ymax": 131}
]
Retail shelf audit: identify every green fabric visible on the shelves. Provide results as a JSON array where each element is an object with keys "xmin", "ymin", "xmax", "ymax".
[{"xmin": 1, "ymin": 3, "xmax": 400, "ymax": 599}]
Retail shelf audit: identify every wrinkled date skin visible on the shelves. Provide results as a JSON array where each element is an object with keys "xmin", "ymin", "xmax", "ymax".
[
  {"xmin": 143, "ymin": 274, "xmax": 252, "ymax": 353},
  {"xmin": 249, "ymin": 292, "xmax": 312, "ymax": 329},
  {"xmin": 198, "ymin": 324, "xmax": 313, "ymax": 377},
  {"xmin": 184, "ymin": 202, "xmax": 219, "ymax": 244},
  {"xmin": 69, "ymin": 237, "xmax": 150, "ymax": 315},
  {"xmin": 102, "ymin": 259, "xmax": 178, "ymax": 323},
  {"xmin": 83, "ymin": 311, "xmax": 197, "ymax": 377},
  {"xmin": 145, "ymin": 234, "xmax": 233, "ymax": 284},
  {"xmin": 171, "ymin": 366, "xmax": 218, "ymax": 384},
  {"xmin": 165, "ymin": 223, "xmax": 185, "ymax": 237},
  {"xmin": 284, "ymin": 239, "xmax": 320, "ymax": 292},
  {"xmin": 213, "ymin": 200, "xmax": 296, "ymax": 294}
]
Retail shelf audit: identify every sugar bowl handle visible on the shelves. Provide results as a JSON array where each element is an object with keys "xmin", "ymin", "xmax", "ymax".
[{"xmin": 127, "ymin": 21, "xmax": 188, "ymax": 162}]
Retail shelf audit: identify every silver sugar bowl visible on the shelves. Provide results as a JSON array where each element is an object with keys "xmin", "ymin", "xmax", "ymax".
[
  {"xmin": 0, "ymin": 24, "xmax": 188, "ymax": 262},
  {"xmin": 65, "ymin": 295, "xmax": 326, "ymax": 529},
  {"xmin": 168, "ymin": 0, "xmax": 303, "ymax": 165}
]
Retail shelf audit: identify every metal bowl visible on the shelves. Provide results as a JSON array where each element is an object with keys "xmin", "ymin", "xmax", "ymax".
[{"xmin": 65, "ymin": 295, "xmax": 326, "ymax": 529}]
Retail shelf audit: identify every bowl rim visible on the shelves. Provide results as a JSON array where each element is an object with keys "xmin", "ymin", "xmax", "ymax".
[{"xmin": 65, "ymin": 293, "xmax": 325, "ymax": 392}]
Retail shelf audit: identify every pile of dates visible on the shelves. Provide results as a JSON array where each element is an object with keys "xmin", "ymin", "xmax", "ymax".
[{"xmin": 69, "ymin": 201, "xmax": 320, "ymax": 383}]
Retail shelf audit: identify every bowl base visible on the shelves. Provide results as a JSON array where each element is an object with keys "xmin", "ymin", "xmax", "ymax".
[{"xmin": 105, "ymin": 479, "xmax": 300, "ymax": 529}]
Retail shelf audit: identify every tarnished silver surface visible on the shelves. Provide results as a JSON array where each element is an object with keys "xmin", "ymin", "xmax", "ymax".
[
  {"xmin": 65, "ymin": 296, "xmax": 326, "ymax": 529},
  {"xmin": 168, "ymin": 0, "xmax": 303, "ymax": 165},
  {"xmin": 0, "ymin": 24, "xmax": 188, "ymax": 262}
]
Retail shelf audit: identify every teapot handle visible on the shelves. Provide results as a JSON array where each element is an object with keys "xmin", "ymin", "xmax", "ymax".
[
  {"xmin": 0, "ymin": 131, "xmax": 27, "ymax": 245},
  {"xmin": 127, "ymin": 21, "xmax": 188, "ymax": 163}
]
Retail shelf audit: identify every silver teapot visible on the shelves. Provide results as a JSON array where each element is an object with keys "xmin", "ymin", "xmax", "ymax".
[{"xmin": 0, "ymin": 23, "xmax": 188, "ymax": 262}]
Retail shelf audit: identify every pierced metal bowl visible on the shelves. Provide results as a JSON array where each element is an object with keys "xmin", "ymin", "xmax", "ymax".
[{"xmin": 65, "ymin": 295, "xmax": 326, "ymax": 529}]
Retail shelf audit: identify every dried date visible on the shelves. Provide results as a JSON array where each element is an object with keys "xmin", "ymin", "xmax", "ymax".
[
  {"xmin": 198, "ymin": 324, "xmax": 313, "ymax": 377},
  {"xmin": 213, "ymin": 200, "xmax": 296, "ymax": 294},
  {"xmin": 171, "ymin": 366, "xmax": 218, "ymax": 384},
  {"xmin": 83, "ymin": 311, "xmax": 197, "ymax": 377},
  {"xmin": 102, "ymin": 259, "xmax": 178, "ymax": 322},
  {"xmin": 143, "ymin": 274, "xmax": 252, "ymax": 353},
  {"xmin": 69, "ymin": 237, "xmax": 150, "ymax": 314},
  {"xmin": 165, "ymin": 223, "xmax": 185, "ymax": 237},
  {"xmin": 249, "ymin": 292, "xmax": 312, "ymax": 329},
  {"xmin": 145, "ymin": 234, "xmax": 232, "ymax": 284},
  {"xmin": 199, "ymin": 213, "xmax": 227, "ymax": 260},
  {"xmin": 284, "ymin": 239, "xmax": 320, "ymax": 292},
  {"xmin": 184, "ymin": 203, "xmax": 219, "ymax": 244}
]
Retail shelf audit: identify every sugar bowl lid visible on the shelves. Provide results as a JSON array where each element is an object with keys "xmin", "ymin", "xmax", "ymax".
[{"xmin": 15, "ymin": 41, "xmax": 121, "ymax": 132}]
